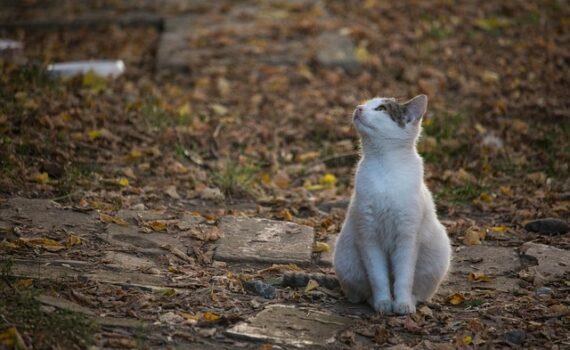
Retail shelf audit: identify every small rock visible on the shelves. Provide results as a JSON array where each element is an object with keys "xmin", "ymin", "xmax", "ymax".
[
  {"xmin": 165, "ymin": 185, "xmax": 181, "ymax": 199},
  {"xmin": 524, "ymin": 218, "xmax": 569, "ymax": 235},
  {"xmin": 535, "ymin": 287, "xmax": 552, "ymax": 298},
  {"xmin": 159, "ymin": 311, "xmax": 184, "ymax": 324},
  {"xmin": 505, "ymin": 329, "xmax": 526, "ymax": 346},
  {"xmin": 244, "ymin": 280, "xmax": 276, "ymax": 299},
  {"xmin": 131, "ymin": 203, "xmax": 146, "ymax": 211},
  {"xmin": 520, "ymin": 242, "xmax": 570, "ymax": 284}
]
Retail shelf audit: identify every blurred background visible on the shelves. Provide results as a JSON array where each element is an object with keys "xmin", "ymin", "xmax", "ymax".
[{"xmin": 0, "ymin": 1, "xmax": 569, "ymax": 348}]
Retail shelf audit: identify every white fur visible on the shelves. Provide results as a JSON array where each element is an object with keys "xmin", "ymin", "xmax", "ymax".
[{"xmin": 333, "ymin": 95, "xmax": 451, "ymax": 315}]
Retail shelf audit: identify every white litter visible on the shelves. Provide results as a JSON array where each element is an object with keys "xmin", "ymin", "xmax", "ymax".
[{"xmin": 47, "ymin": 60, "xmax": 125, "ymax": 78}]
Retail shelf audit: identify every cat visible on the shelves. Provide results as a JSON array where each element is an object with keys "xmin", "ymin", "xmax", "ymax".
[{"xmin": 333, "ymin": 95, "xmax": 451, "ymax": 315}]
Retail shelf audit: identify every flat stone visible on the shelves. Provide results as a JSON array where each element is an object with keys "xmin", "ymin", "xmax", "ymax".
[
  {"xmin": 225, "ymin": 304, "xmax": 352, "ymax": 348},
  {"xmin": 520, "ymin": 242, "xmax": 570, "ymax": 284},
  {"xmin": 215, "ymin": 216, "xmax": 314, "ymax": 265},
  {"xmin": 315, "ymin": 32, "xmax": 360, "ymax": 72},
  {"xmin": 0, "ymin": 197, "xmax": 99, "ymax": 232},
  {"xmin": 452, "ymin": 245, "xmax": 521, "ymax": 275},
  {"xmin": 103, "ymin": 251, "xmax": 156, "ymax": 270},
  {"xmin": 441, "ymin": 245, "xmax": 522, "ymax": 293},
  {"xmin": 317, "ymin": 234, "xmax": 338, "ymax": 266}
]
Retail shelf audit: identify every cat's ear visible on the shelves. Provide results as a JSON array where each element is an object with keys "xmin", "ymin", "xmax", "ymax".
[{"xmin": 403, "ymin": 94, "xmax": 428, "ymax": 124}]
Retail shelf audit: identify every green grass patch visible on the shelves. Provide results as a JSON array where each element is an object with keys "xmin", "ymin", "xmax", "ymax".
[
  {"xmin": 0, "ymin": 260, "xmax": 97, "ymax": 349},
  {"xmin": 436, "ymin": 183, "xmax": 484, "ymax": 204},
  {"xmin": 211, "ymin": 160, "xmax": 259, "ymax": 197}
]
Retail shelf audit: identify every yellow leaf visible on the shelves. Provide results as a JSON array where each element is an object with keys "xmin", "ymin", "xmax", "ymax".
[
  {"xmin": 126, "ymin": 149, "xmax": 143, "ymax": 161},
  {"xmin": 14, "ymin": 279, "xmax": 33, "ymax": 290},
  {"xmin": 490, "ymin": 226, "xmax": 508, "ymax": 233},
  {"xmin": 304, "ymin": 183, "xmax": 324, "ymax": 191},
  {"xmin": 313, "ymin": 242, "xmax": 331, "ymax": 253},
  {"xmin": 468, "ymin": 272, "xmax": 491, "ymax": 282},
  {"xmin": 319, "ymin": 173, "xmax": 337, "ymax": 188},
  {"xmin": 177, "ymin": 103, "xmax": 192, "ymax": 116},
  {"xmin": 260, "ymin": 172, "xmax": 272, "ymax": 185},
  {"xmin": 117, "ymin": 178, "xmax": 129, "ymax": 187},
  {"xmin": 33, "ymin": 172, "xmax": 49, "ymax": 184},
  {"xmin": 0, "ymin": 327, "xmax": 27, "ymax": 349},
  {"xmin": 211, "ymin": 104, "xmax": 228, "ymax": 116},
  {"xmin": 147, "ymin": 220, "xmax": 167, "ymax": 232},
  {"xmin": 477, "ymin": 192, "xmax": 492, "ymax": 203},
  {"xmin": 499, "ymin": 186, "xmax": 513, "ymax": 196},
  {"xmin": 355, "ymin": 42, "xmax": 371, "ymax": 63},
  {"xmin": 82, "ymin": 71, "xmax": 107, "ymax": 92},
  {"xmin": 87, "ymin": 129, "xmax": 102, "ymax": 140},
  {"xmin": 65, "ymin": 234, "xmax": 82, "ymax": 247},
  {"xmin": 20, "ymin": 237, "xmax": 65, "ymax": 252},
  {"xmin": 203, "ymin": 311, "xmax": 221, "ymax": 322},
  {"xmin": 305, "ymin": 279, "xmax": 319, "ymax": 292},
  {"xmin": 100, "ymin": 213, "xmax": 129, "ymax": 226},
  {"xmin": 279, "ymin": 209, "xmax": 293, "ymax": 221},
  {"xmin": 462, "ymin": 335, "xmax": 473, "ymax": 345},
  {"xmin": 447, "ymin": 293, "xmax": 465, "ymax": 305}
]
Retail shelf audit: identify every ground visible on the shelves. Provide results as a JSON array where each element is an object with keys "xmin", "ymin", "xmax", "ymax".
[{"xmin": 0, "ymin": 0, "xmax": 569, "ymax": 349}]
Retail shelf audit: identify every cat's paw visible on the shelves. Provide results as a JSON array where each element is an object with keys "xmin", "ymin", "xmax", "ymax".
[
  {"xmin": 393, "ymin": 301, "xmax": 416, "ymax": 315},
  {"xmin": 372, "ymin": 299, "xmax": 393, "ymax": 315}
]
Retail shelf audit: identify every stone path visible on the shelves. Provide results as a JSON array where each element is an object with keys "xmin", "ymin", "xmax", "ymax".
[{"xmin": 2, "ymin": 197, "xmax": 569, "ymax": 348}]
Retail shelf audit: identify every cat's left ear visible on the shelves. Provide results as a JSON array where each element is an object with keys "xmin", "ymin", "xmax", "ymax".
[{"xmin": 403, "ymin": 94, "xmax": 428, "ymax": 124}]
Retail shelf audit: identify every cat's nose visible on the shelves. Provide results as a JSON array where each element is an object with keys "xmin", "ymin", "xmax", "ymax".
[{"xmin": 354, "ymin": 106, "xmax": 363, "ymax": 117}]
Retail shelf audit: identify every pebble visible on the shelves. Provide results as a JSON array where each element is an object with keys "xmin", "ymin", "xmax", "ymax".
[
  {"xmin": 535, "ymin": 287, "xmax": 553, "ymax": 298},
  {"xmin": 505, "ymin": 329, "xmax": 526, "ymax": 345},
  {"xmin": 524, "ymin": 218, "xmax": 569, "ymax": 235},
  {"xmin": 243, "ymin": 280, "xmax": 276, "ymax": 299}
]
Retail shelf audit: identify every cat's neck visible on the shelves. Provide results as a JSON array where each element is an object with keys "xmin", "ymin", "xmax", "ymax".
[{"xmin": 360, "ymin": 139, "xmax": 420, "ymax": 163}]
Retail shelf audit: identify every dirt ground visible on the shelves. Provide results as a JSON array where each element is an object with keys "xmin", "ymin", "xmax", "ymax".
[{"xmin": 0, "ymin": 0, "xmax": 569, "ymax": 349}]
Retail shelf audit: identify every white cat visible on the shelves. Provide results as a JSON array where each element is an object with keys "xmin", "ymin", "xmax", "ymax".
[{"xmin": 333, "ymin": 95, "xmax": 451, "ymax": 315}]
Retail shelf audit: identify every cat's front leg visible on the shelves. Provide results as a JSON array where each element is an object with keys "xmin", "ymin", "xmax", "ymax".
[
  {"xmin": 391, "ymin": 237, "xmax": 418, "ymax": 315},
  {"xmin": 358, "ymin": 241, "xmax": 393, "ymax": 314}
]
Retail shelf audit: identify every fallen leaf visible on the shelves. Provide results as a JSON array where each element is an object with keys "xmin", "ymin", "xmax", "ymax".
[
  {"xmin": 319, "ymin": 173, "xmax": 337, "ymax": 188},
  {"xmin": 463, "ymin": 227, "xmax": 483, "ymax": 245},
  {"xmin": 0, "ymin": 327, "xmax": 28, "ymax": 350},
  {"xmin": 14, "ymin": 279, "xmax": 33, "ymax": 289},
  {"xmin": 147, "ymin": 220, "xmax": 168, "ymax": 232},
  {"xmin": 65, "ymin": 234, "xmax": 82, "ymax": 247},
  {"xmin": 468, "ymin": 272, "xmax": 492, "ymax": 282},
  {"xmin": 100, "ymin": 213, "xmax": 129, "ymax": 226},
  {"xmin": 462, "ymin": 335, "xmax": 473, "ymax": 345},
  {"xmin": 448, "ymin": 293, "xmax": 465, "ymax": 305},
  {"xmin": 117, "ymin": 177, "xmax": 130, "ymax": 187},
  {"xmin": 313, "ymin": 242, "xmax": 331, "ymax": 253},
  {"xmin": 87, "ymin": 129, "xmax": 102, "ymax": 140},
  {"xmin": 305, "ymin": 279, "xmax": 319, "ymax": 292},
  {"xmin": 203, "ymin": 311, "xmax": 221, "ymax": 322},
  {"xmin": 32, "ymin": 172, "xmax": 49, "ymax": 184},
  {"xmin": 19, "ymin": 237, "xmax": 65, "ymax": 252}
]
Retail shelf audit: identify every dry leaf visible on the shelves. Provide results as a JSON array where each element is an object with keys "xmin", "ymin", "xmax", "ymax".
[
  {"xmin": 0, "ymin": 327, "xmax": 28, "ymax": 350},
  {"xmin": 319, "ymin": 173, "xmax": 337, "ymax": 188},
  {"xmin": 32, "ymin": 172, "xmax": 49, "ymax": 184},
  {"xmin": 117, "ymin": 177, "xmax": 130, "ymax": 187},
  {"xmin": 305, "ymin": 279, "xmax": 319, "ymax": 292},
  {"xmin": 448, "ymin": 293, "xmax": 465, "ymax": 305},
  {"xmin": 463, "ymin": 227, "xmax": 484, "ymax": 245},
  {"xmin": 14, "ymin": 279, "xmax": 33, "ymax": 289},
  {"xmin": 313, "ymin": 242, "xmax": 331, "ymax": 253},
  {"xmin": 203, "ymin": 311, "xmax": 221, "ymax": 322},
  {"xmin": 65, "ymin": 234, "xmax": 82, "ymax": 247},
  {"xmin": 100, "ymin": 213, "xmax": 129, "ymax": 226},
  {"xmin": 468, "ymin": 272, "xmax": 492, "ymax": 282},
  {"xmin": 147, "ymin": 220, "xmax": 168, "ymax": 232},
  {"xmin": 19, "ymin": 237, "xmax": 65, "ymax": 252}
]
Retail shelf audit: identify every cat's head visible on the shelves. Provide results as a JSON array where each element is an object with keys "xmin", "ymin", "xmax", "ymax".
[{"xmin": 352, "ymin": 95, "xmax": 427, "ymax": 148}]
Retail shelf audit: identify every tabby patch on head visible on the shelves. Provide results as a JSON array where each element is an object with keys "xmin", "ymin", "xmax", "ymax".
[{"xmin": 382, "ymin": 100, "xmax": 408, "ymax": 128}]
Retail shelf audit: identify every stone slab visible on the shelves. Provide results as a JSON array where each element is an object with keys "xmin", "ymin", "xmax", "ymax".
[
  {"xmin": 452, "ymin": 245, "xmax": 521, "ymax": 275},
  {"xmin": 225, "ymin": 304, "xmax": 352, "ymax": 348},
  {"xmin": 520, "ymin": 242, "xmax": 570, "ymax": 283},
  {"xmin": 215, "ymin": 216, "xmax": 314, "ymax": 265},
  {"xmin": 0, "ymin": 197, "xmax": 99, "ymax": 232}
]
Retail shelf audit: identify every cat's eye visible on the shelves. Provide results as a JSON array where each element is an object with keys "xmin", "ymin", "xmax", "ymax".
[{"xmin": 374, "ymin": 105, "xmax": 386, "ymax": 111}]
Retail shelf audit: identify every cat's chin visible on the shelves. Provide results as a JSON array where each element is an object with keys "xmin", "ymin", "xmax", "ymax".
[{"xmin": 353, "ymin": 116, "xmax": 374, "ymax": 130}]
